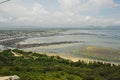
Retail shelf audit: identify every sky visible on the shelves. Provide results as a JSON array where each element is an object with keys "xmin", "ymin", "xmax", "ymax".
[{"xmin": 0, "ymin": 0, "xmax": 120, "ymax": 28}]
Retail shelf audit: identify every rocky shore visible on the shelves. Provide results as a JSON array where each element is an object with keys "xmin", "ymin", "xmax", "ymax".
[{"xmin": 17, "ymin": 41, "xmax": 84, "ymax": 48}]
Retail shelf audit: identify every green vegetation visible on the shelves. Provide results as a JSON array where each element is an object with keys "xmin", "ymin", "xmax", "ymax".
[{"xmin": 0, "ymin": 49, "xmax": 120, "ymax": 80}]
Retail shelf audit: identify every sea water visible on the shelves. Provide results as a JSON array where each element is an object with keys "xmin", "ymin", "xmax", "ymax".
[{"xmin": 20, "ymin": 29, "xmax": 120, "ymax": 63}]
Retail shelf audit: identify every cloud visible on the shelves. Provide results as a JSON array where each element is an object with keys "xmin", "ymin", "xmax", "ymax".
[
  {"xmin": 0, "ymin": 0, "xmax": 120, "ymax": 27},
  {"xmin": 58, "ymin": 0, "xmax": 117, "ymax": 13}
]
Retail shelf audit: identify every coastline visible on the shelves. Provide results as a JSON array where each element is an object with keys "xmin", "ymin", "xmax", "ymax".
[
  {"xmin": 11, "ymin": 49, "xmax": 120, "ymax": 65},
  {"xmin": 32, "ymin": 51, "xmax": 120, "ymax": 66}
]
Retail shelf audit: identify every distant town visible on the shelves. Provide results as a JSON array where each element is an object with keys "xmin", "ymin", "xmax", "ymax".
[{"xmin": 0, "ymin": 29, "xmax": 65, "ymax": 50}]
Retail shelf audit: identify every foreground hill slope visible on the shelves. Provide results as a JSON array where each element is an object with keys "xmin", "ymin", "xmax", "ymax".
[{"xmin": 0, "ymin": 49, "xmax": 120, "ymax": 80}]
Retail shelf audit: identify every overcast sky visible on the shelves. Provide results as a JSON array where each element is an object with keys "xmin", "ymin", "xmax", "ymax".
[{"xmin": 0, "ymin": 0, "xmax": 120, "ymax": 28}]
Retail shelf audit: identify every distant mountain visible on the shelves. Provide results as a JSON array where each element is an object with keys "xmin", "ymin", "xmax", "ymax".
[{"xmin": 0, "ymin": 25, "xmax": 120, "ymax": 30}]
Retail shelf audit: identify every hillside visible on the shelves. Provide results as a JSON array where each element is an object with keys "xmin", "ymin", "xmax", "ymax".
[{"xmin": 0, "ymin": 49, "xmax": 120, "ymax": 80}]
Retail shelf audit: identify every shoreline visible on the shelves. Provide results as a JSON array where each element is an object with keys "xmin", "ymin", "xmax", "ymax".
[
  {"xmin": 1, "ymin": 49, "xmax": 120, "ymax": 65},
  {"xmin": 37, "ymin": 51, "xmax": 120, "ymax": 66}
]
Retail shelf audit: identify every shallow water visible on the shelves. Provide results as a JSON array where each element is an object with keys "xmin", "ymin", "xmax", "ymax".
[
  {"xmin": 20, "ymin": 29, "xmax": 120, "ymax": 49},
  {"xmin": 20, "ymin": 29, "xmax": 120, "ymax": 62}
]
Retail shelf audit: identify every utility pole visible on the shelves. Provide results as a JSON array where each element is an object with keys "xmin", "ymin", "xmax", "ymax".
[{"xmin": 0, "ymin": 0, "xmax": 11, "ymax": 4}]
